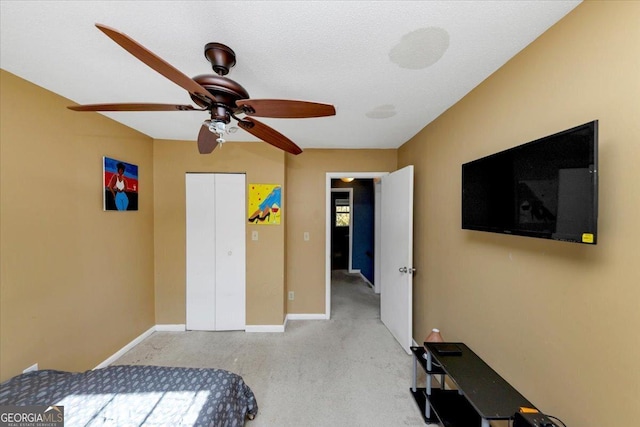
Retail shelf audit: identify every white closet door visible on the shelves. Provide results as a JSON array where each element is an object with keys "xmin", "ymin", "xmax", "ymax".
[
  {"xmin": 186, "ymin": 173, "xmax": 217, "ymax": 331},
  {"xmin": 214, "ymin": 173, "xmax": 246, "ymax": 330},
  {"xmin": 186, "ymin": 173, "xmax": 246, "ymax": 331}
]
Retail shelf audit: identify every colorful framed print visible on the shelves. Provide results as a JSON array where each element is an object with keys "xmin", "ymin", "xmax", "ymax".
[
  {"xmin": 248, "ymin": 184, "xmax": 281, "ymax": 225},
  {"xmin": 103, "ymin": 157, "xmax": 138, "ymax": 211}
]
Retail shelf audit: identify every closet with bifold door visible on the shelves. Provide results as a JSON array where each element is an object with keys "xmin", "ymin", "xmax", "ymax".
[{"xmin": 185, "ymin": 173, "xmax": 246, "ymax": 331}]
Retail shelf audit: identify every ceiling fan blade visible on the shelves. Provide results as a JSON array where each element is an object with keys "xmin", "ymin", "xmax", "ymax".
[
  {"xmin": 236, "ymin": 99, "xmax": 336, "ymax": 119},
  {"xmin": 68, "ymin": 103, "xmax": 200, "ymax": 112},
  {"xmin": 197, "ymin": 124, "xmax": 219, "ymax": 154},
  {"xmin": 238, "ymin": 117, "xmax": 302, "ymax": 155},
  {"xmin": 95, "ymin": 24, "xmax": 215, "ymax": 104}
]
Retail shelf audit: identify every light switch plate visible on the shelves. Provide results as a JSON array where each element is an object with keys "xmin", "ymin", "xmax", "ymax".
[{"xmin": 252, "ymin": 231, "xmax": 258, "ymax": 241}]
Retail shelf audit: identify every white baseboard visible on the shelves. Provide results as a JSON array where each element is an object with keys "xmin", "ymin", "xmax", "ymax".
[
  {"xmin": 94, "ymin": 325, "xmax": 155, "ymax": 369},
  {"xmin": 286, "ymin": 313, "xmax": 329, "ymax": 320},
  {"xmin": 245, "ymin": 324, "xmax": 285, "ymax": 333},
  {"xmin": 358, "ymin": 272, "xmax": 374, "ymax": 288},
  {"xmin": 99, "ymin": 317, "xmax": 331, "ymax": 367},
  {"xmin": 246, "ymin": 313, "xmax": 328, "ymax": 332},
  {"xmin": 349, "ymin": 269, "xmax": 361, "ymax": 274},
  {"xmin": 156, "ymin": 324, "xmax": 186, "ymax": 332}
]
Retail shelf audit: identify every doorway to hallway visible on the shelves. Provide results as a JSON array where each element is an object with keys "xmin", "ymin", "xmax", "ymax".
[
  {"xmin": 325, "ymin": 168, "xmax": 415, "ymax": 355},
  {"xmin": 325, "ymin": 172, "xmax": 385, "ymax": 318}
]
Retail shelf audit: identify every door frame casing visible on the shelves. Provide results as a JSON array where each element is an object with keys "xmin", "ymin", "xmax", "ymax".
[{"xmin": 324, "ymin": 172, "xmax": 387, "ymax": 319}]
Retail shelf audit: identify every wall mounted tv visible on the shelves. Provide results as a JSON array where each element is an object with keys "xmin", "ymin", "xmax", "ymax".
[{"xmin": 462, "ymin": 120, "xmax": 598, "ymax": 244}]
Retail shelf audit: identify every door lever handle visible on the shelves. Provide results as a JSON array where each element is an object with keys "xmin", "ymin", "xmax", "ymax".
[{"xmin": 399, "ymin": 267, "xmax": 408, "ymax": 273}]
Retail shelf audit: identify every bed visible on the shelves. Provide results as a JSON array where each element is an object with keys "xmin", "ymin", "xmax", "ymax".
[{"xmin": 0, "ymin": 365, "xmax": 258, "ymax": 426}]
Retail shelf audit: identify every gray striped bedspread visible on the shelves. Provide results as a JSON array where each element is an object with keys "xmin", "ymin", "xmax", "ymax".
[{"xmin": 0, "ymin": 365, "xmax": 258, "ymax": 426}]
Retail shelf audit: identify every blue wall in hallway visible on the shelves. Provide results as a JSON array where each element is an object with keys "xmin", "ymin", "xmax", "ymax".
[{"xmin": 331, "ymin": 179, "xmax": 375, "ymax": 284}]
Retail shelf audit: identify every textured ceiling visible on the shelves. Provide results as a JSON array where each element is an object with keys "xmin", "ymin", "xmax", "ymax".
[{"xmin": 0, "ymin": 1, "xmax": 580, "ymax": 149}]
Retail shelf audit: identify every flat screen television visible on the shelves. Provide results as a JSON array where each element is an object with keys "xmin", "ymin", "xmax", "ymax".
[{"xmin": 462, "ymin": 121, "xmax": 598, "ymax": 244}]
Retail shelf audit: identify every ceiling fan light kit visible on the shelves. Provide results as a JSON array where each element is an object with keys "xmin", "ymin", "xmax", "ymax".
[{"xmin": 68, "ymin": 24, "xmax": 336, "ymax": 156}]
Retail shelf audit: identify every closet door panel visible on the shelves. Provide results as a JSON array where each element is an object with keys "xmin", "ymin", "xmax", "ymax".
[
  {"xmin": 214, "ymin": 173, "xmax": 246, "ymax": 331},
  {"xmin": 185, "ymin": 173, "xmax": 217, "ymax": 330}
]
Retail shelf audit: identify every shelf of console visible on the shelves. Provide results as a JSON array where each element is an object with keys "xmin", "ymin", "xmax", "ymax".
[
  {"xmin": 410, "ymin": 346, "xmax": 445, "ymax": 375},
  {"xmin": 410, "ymin": 386, "xmax": 483, "ymax": 427},
  {"xmin": 409, "ymin": 387, "xmax": 439, "ymax": 424},
  {"xmin": 427, "ymin": 388, "xmax": 482, "ymax": 426}
]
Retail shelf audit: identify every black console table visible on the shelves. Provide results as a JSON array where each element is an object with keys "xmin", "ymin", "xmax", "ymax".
[{"xmin": 410, "ymin": 342, "xmax": 536, "ymax": 427}]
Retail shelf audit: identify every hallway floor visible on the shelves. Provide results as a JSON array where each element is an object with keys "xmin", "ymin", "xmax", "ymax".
[{"xmin": 115, "ymin": 270, "xmax": 427, "ymax": 426}]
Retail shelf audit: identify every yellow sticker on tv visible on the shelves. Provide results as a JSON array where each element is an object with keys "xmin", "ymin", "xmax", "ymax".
[{"xmin": 582, "ymin": 233, "xmax": 594, "ymax": 243}]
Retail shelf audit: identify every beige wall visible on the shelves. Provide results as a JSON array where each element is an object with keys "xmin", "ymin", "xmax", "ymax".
[
  {"xmin": 0, "ymin": 70, "xmax": 155, "ymax": 382},
  {"xmin": 285, "ymin": 149, "xmax": 397, "ymax": 314},
  {"xmin": 398, "ymin": 2, "xmax": 640, "ymax": 426},
  {"xmin": 153, "ymin": 140, "xmax": 286, "ymax": 326}
]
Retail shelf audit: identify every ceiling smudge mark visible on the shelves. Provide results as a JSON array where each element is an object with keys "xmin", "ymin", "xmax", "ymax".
[
  {"xmin": 366, "ymin": 104, "xmax": 397, "ymax": 119},
  {"xmin": 389, "ymin": 27, "xmax": 450, "ymax": 69}
]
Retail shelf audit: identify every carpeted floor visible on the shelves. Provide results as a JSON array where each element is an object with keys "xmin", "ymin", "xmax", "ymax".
[{"xmin": 115, "ymin": 270, "xmax": 428, "ymax": 426}]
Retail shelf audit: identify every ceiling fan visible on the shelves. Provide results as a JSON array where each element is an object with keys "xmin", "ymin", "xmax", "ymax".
[{"xmin": 68, "ymin": 24, "xmax": 336, "ymax": 155}]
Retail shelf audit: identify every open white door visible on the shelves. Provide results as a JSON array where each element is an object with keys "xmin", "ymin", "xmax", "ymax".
[{"xmin": 380, "ymin": 165, "xmax": 414, "ymax": 354}]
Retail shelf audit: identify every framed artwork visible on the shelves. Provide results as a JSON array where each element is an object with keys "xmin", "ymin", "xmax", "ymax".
[
  {"xmin": 103, "ymin": 156, "xmax": 138, "ymax": 211},
  {"xmin": 248, "ymin": 184, "xmax": 281, "ymax": 224}
]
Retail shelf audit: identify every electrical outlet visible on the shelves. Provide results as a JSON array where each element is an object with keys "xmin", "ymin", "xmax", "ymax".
[
  {"xmin": 303, "ymin": 232, "xmax": 310, "ymax": 241},
  {"xmin": 23, "ymin": 363, "xmax": 38, "ymax": 373},
  {"xmin": 288, "ymin": 291, "xmax": 294, "ymax": 301},
  {"xmin": 252, "ymin": 231, "xmax": 258, "ymax": 241}
]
